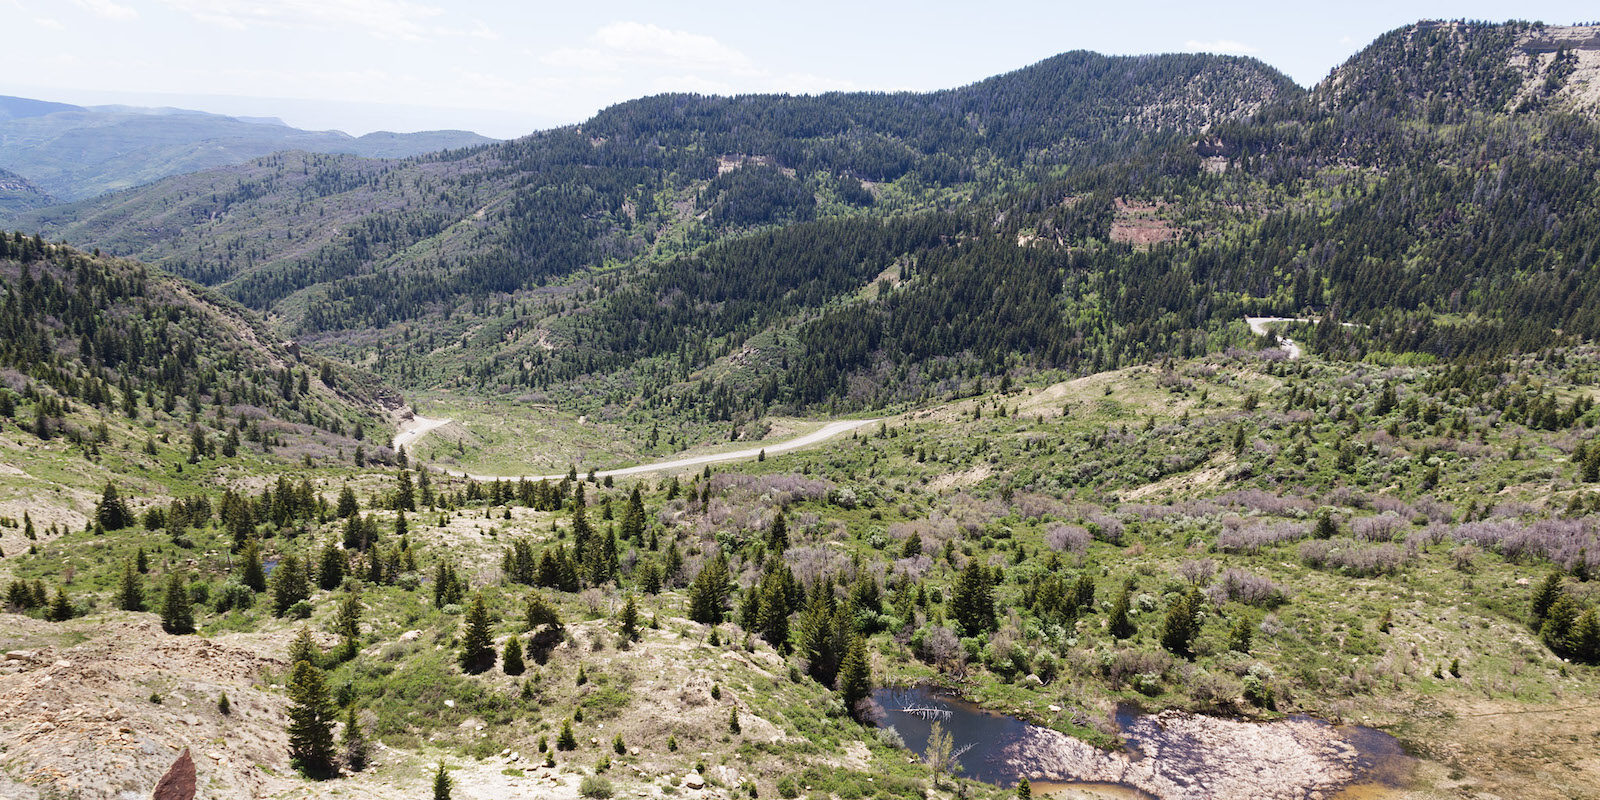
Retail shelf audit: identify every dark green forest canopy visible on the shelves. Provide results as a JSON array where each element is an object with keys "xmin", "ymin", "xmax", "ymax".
[{"xmin": 7, "ymin": 21, "xmax": 1600, "ymax": 411}]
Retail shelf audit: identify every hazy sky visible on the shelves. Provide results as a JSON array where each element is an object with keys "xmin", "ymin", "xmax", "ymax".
[{"xmin": 3, "ymin": 0, "xmax": 1596, "ymax": 138}]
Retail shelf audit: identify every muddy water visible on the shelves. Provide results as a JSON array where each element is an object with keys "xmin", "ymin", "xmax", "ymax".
[{"xmin": 870, "ymin": 687, "xmax": 1413, "ymax": 799}]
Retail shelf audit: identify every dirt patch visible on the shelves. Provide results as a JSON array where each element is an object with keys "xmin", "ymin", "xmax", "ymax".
[
  {"xmin": 1109, "ymin": 200, "xmax": 1178, "ymax": 248},
  {"xmin": 0, "ymin": 614, "xmax": 294, "ymax": 800},
  {"xmin": 1120, "ymin": 454, "xmax": 1232, "ymax": 502},
  {"xmin": 1397, "ymin": 697, "xmax": 1600, "ymax": 799},
  {"xmin": 930, "ymin": 466, "xmax": 993, "ymax": 492}
]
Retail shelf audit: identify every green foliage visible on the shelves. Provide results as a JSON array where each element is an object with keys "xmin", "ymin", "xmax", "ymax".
[
  {"xmin": 688, "ymin": 551, "xmax": 731, "ymax": 625},
  {"xmin": 459, "ymin": 594, "xmax": 496, "ymax": 674},
  {"xmin": 502, "ymin": 636, "xmax": 525, "ymax": 676},
  {"xmin": 160, "ymin": 572, "xmax": 195, "ymax": 635},
  {"xmin": 432, "ymin": 762, "xmax": 452, "ymax": 800},
  {"xmin": 1160, "ymin": 588, "xmax": 1203, "ymax": 658},
  {"xmin": 116, "ymin": 559, "xmax": 144, "ymax": 612},
  {"xmin": 269, "ymin": 553, "xmax": 311, "ymax": 617},
  {"xmin": 341, "ymin": 705, "xmax": 369, "ymax": 772},
  {"xmin": 287, "ymin": 660, "xmax": 336, "ymax": 778},
  {"xmin": 837, "ymin": 635, "xmax": 872, "ymax": 718},
  {"xmin": 580, "ymin": 774, "xmax": 614, "ymax": 799},
  {"xmin": 1108, "ymin": 585, "xmax": 1136, "ymax": 640},
  {"xmin": 951, "ymin": 559, "xmax": 996, "ymax": 636}
]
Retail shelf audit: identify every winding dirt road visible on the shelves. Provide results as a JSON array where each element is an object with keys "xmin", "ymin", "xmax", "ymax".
[
  {"xmin": 393, "ymin": 415, "xmax": 880, "ymax": 481},
  {"xmin": 1245, "ymin": 316, "xmax": 1308, "ymax": 359}
]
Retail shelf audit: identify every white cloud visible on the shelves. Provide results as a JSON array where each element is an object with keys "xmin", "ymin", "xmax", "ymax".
[
  {"xmin": 544, "ymin": 21, "xmax": 752, "ymax": 74},
  {"xmin": 33, "ymin": 16, "xmax": 65, "ymax": 29},
  {"xmin": 1184, "ymin": 39, "xmax": 1261, "ymax": 55},
  {"xmin": 72, "ymin": 0, "xmax": 137, "ymax": 20},
  {"xmin": 161, "ymin": 0, "xmax": 448, "ymax": 41}
]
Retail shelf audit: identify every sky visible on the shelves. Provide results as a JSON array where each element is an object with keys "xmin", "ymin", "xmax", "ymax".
[{"xmin": 2, "ymin": 0, "xmax": 1596, "ymax": 139}]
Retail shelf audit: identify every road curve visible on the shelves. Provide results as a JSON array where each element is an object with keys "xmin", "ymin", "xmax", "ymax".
[
  {"xmin": 398, "ymin": 416, "xmax": 881, "ymax": 482},
  {"xmin": 1245, "ymin": 316, "xmax": 1308, "ymax": 359},
  {"xmin": 393, "ymin": 415, "xmax": 452, "ymax": 452}
]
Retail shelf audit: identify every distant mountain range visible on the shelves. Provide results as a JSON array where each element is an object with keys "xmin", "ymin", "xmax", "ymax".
[{"xmin": 0, "ymin": 95, "xmax": 497, "ymax": 204}]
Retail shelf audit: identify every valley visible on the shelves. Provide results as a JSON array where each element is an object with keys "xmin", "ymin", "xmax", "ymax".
[{"xmin": 4, "ymin": 17, "xmax": 1600, "ymax": 800}]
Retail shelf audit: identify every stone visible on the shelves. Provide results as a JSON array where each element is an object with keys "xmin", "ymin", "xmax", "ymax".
[
  {"xmin": 152, "ymin": 747, "xmax": 196, "ymax": 800},
  {"xmin": 685, "ymin": 773, "xmax": 705, "ymax": 790}
]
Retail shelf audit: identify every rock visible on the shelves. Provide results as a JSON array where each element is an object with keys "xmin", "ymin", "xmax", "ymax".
[
  {"xmin": 1047, "ymin": 704, "xmax": 1062, "ymax": 712},
  {"xmin": 685, "ymin": 773, "xmax": 705, "ymax": 790},
  {"xmin": 444, "ymin": 699, "xmax": 455, "ymax": 708},
  {"xmin": 400, "ymin": 630, "xmax": 423, "ymax": 642},
  {"xmin": 4, "ymin": 650, "xmax": 35, "ymax": 661},
  {"xmin": 151, "ymin": 747, "xmax": 196, "ymax": 800}
]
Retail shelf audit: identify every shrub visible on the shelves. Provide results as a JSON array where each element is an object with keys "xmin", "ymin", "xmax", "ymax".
[
  {"xmin": 1206, "ymin": 568, "xmax": 1287, "ymax": 607},
  {"xmin": 580, "ymin": 774, "xmax": 614, "ymax": 798}
]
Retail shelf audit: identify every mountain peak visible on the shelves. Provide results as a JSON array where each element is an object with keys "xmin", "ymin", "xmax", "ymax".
[{"xmin": 1318, "ymin": 19, "xmax": 1600, "ymax": 118}]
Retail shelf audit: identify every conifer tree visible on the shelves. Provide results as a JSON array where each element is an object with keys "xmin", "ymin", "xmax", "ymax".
[
  {"xmin": 1160, "ymin": 588, "xmax": 1202, "ymax": 658},
  {"xmin": 1313, "ymin": 511, "xmax": 1337, "ymax": 539},
  {"xmin": 951, "ymin": 559, "xmax": 995, "ymax": 636},
  {"xmin": 270, "ymin": 553, "xmax": 310, "ymax": 616},
  {"xmin": 317, "ymin": 542, "xmax": 346, "ymax": 590},
  {"xmin": 287, "ymin": 659, "xmax": 336, "ymax": 778},
  {"xmin": 96, "ymin": 482, "xmax": 131, "ymax": 531},
  {"xmin": 337, "ymin": 486, "xmax": 359, "ymax": 518},
  {"xmin": 1541, "ymin": 594, "xmax": 1581, "ymax": 655},
  {"xmin": 47, "ymin": 587, "xmax": 74, "ymax": 622},
  {"xmin": 837, "ymin": 634, "xmax": 872, "ymax": 719},
  {"xmin": 395, "ymin": 469, "xmax": 415, "ymax": 512},
  {"xmin": 767, "ymin": 512, "xmax": 788, "ymax": 552},
  {"xmin": 160, "ymin": 573, "xmax": 195, "ymax": 634},
  {"xmin": 342, "ymin": 705, "xmax": 369, "ymax": 772},
  {"xmin": 334, "ymin": 590, "xmax": 362, "ymax": 661},
  {"xmin": 619, "ymin": 593, "xmax": 639, "ymax": 641},
  {"xmin": 620, "ymin": 486, "xmax": 646, "ymax": 543},
  {"xmin": 688, "ymin": 552, "xmax": 731, "ymax": 624},
  {"xmin": 1108, "ymin": 585, "xmax": 1136, "ymax": 639},
  {"xmin": 117, "ymin": 559, "xmax": 144, "ymax": 612},
  {"xmin": 432, "ymin": 762, "xmax": 452, "ymax": 800},
  {"xmin": 289, "ymin": 626, "xmax": 321, "ymax": 668},
  {"xmin": 1572, "ymin": 607, "xmax": 1600, "ymax": 664},
  {"xmin": 240, "ymin": 540, "xmax": 266, "ymax": 592},
  {"xmin": 502, "ymin": 635, "xmax": 525, "ymax": 675},
  {"xmin": 1228, "ymin": 615, "xmax": 1254, "ymax": 652},
  {"xmin": 1531, "ymin": 571, "xmax": 1563, "ymax": 628},
  {"xmin": 557, "ymin": 718, "xmax": 577, "ymax": 750},
  {"xmin": 525, "ymin": 591, "xmax": 562, "ymax": 631},
  {"xmin": 459, "ymin": 594, "xmax": 495, "ymax": 673}
]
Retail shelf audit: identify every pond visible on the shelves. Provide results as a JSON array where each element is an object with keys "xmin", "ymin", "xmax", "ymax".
[{"xmin": 869, "ymin": 687, "xmax": 1413, "ymax": 800}]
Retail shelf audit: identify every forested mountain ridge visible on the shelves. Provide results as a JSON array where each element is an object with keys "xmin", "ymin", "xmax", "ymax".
[
  {"xmin": 0, "ymin": 235, "xmax": 396, "ymax": 533},
  {"xmin": 0, "ymin": 95, "xmax": 495, "ymax": 202},
  {"xmin": 1316, "ymin": 20, "xmax": 1600, "ymax": 117},
  {"xmin": 4, "ymin": 51, "xmax": 1295, "ymax": 337},
  {"xmin": 8, "ymin": 22, "xmax": 1600, "ymax": 426}
]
